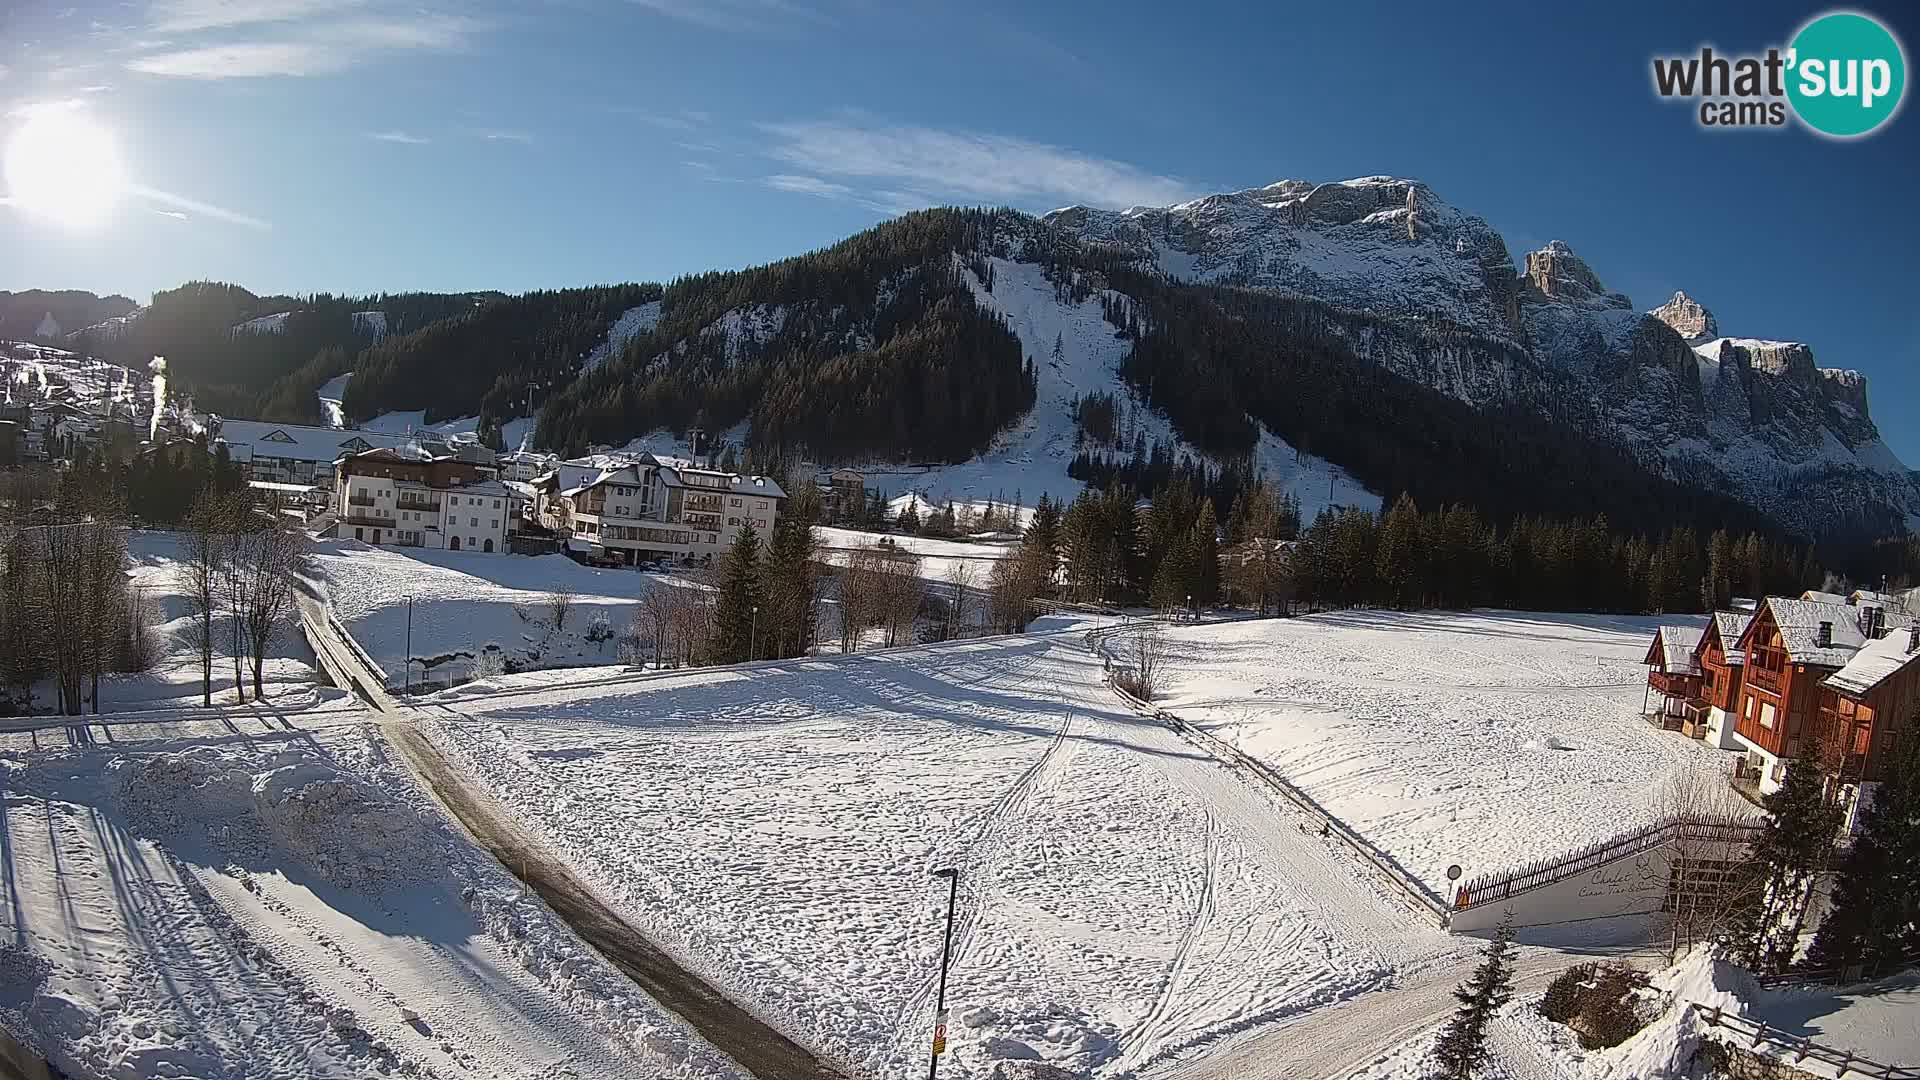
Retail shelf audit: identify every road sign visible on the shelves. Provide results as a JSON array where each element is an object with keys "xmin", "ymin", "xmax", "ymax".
[
  {"xmin": 931, "ymin": 1021, "xmax": 947, "ymax": 1056},
  {"xmin": 1446, "ymin": 864, "xmax": 1463, "ymax": 882}
]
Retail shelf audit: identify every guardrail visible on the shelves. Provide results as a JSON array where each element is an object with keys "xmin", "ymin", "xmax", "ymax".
[
  {"xmin": 1757, "ymin": 949, "xmax": 1920, "ymax": 990},
  {"xmin": 1452, "ymin": 816, "xmax": 1764, "ymax": 911},
  {"xmin": 1701, "ymin": 1006, "xmax": 1920, "ymax": 1079},
  {"xmin": 1084, "ymin": 626, "xmax": 1453, "ymax": 926}
]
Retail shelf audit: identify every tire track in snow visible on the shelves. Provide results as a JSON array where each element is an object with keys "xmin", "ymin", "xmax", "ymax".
[{"xmin": 890, "ymin": 707, "xmax": 1077, "ymax": 1061}]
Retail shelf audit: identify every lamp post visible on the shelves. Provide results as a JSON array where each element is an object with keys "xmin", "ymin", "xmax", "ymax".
[
  {"xmin": 750, "ymin": 603, "xmax": 759, "ymax": 663},
  {"xmin": 403, "ymin": 594, "xmax": 414, "ymax": 692},
  {"xmin": 928, "ymin": 867, "xmax": 959, "ymax": 1080}
]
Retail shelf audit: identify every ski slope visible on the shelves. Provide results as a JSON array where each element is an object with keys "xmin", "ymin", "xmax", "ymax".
[
  {"xmin": 854, "ymin": 257, "xmax": 1378, "ymax": 520},
  {"xmin": 1151, "ymin": 611, "xmax": 1745, "ymax": 898},
  {"xmin": 0, "ymin": 715, "xmax": 746, "ymax": 1080},
  {"xmin": 415, "ymin": 621, "xmax": 1477, "ymax": 1079}
]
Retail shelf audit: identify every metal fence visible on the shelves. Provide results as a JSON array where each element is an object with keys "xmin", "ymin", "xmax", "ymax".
[{"xmin": 1452, "ymin": 816, "xmax": 1764, "ymax": 911}]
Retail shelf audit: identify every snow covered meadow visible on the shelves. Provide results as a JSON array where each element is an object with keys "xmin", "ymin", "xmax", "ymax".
[
  {"xmin": 1150, "ymin": 611, "xmax": 1737, "ymax": 899},
  {"xmin": 413, "ymin": 622, "xmax": 1465, "ymax": 1079},
  {"xmin": 0, "ymin": 714, "xmax": 747, "ymax": 1080},
  {"xmin": 307, "ymin": 541, "xmax": 704, "ymax": 686}
]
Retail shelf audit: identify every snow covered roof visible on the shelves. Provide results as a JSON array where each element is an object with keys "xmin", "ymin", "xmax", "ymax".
[
  {"xmin": 217, "ymin": 419, "xmax": 413, "ymax": 464},
  {"xmin": 1647, "ymin": 626, "xmax": 1703, "ymax": 674},
  {"xmin": 1706, "ymin": 612, "xmax": 1751, "ymax": 665},
  {"xmin": 1801, "ymin": 590, "xmax": 1849, "ymax": 605},
  {"xmin": 1824, "ymin": 630, "xmax": 1920, "ymax": 697},
  {"xmin": 1749, "ymin": 597, "xmax": 1918, "ymax": 669}
]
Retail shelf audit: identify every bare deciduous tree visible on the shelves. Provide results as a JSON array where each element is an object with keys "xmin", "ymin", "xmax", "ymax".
[
  {"xmin": 1652, "ymin": 766, "xmax": 1767, "ymax": 962},
  {"xmin": 942, "ymin": 559, "xmax": 980, "ymax": 641},
  {"xmin": 178, "ymin": 495, "xmax": 227, "ymax": 708},
  {"xmin": 548, "ymin": 587, "xmax": 577, "ymax": 631},
  {"xmin": 233, "ymin": 521, "xmax": 310, "ymax": 699},
  {"xmin": 1116, "ymin": 624, "xmax": 1170, "ymax": 701},
  {"xmin": 987, "ymin": 548, "xmax": 1051, "ymax": 633}
]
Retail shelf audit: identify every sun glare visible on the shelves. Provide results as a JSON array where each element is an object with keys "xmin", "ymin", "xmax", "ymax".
[{"xmin": 3, "ymin": 106, "xmax": 128, "ymax": 229}]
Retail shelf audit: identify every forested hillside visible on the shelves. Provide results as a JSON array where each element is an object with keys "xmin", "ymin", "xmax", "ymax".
[
  {"xmin": 340, "ymin": 284, "xmax": 662, "ymax": 431},
  {"xmin": 0, "ymin": 290, "xmax": 136, "ymax": 340},
  {"xmin": 534, "ymin": 209, "xmax": 1039, "ymax": 462},
  {"xmin": 70, "ymin": 282, "xmax": 487, "ymax": 420}
]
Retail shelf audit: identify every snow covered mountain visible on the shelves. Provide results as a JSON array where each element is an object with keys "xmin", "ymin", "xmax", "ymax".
[{"xmin": 1046, "ymin": 177, "xmax": 1918, "ymax": 537}]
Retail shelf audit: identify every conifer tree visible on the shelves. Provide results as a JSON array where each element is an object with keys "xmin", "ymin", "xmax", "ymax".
[
  {"xmin": 1430, "ymin": 914, "xmax": 1516, "ymax": 1080},
  {"xmin": 1702, "ymin": 529, "xmax": 1733, "ymax": 611},
  {"xmin": 1375, "ymin": 492, "xmax": 1423, "ymax": 609},
  {"xmin": 709, "ymin": 525, "xmax": 760, "ymax": 663},
  {"xmin": 1806, "ymin": 723, "xmax": 1920, "ymax": 976},
  {"xmin": 1723, "ymin": 752, "xmax": 1843, "ymax": 972}
]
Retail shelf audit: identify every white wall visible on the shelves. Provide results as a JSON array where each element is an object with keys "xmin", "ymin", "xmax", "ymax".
[{"xmin": 1450, "ymin": 834, "xmax": 1752, "ymax": 940}]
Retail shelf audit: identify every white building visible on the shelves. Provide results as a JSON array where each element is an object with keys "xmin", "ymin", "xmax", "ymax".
[
  {"xmin": 534, "ymin": 452, "xmax": 785, "ymax": 565},
  {"xmin": 332, "ymin": 447, "xmax": 511, "ymax": 554}
]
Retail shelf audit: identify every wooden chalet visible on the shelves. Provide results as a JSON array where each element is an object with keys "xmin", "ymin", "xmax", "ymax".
[
  {"xmin": 1690, "ymin": 611, "xmax": 1751, "ymax": 748},
  {"xmin": 1730, "ymin": 596, "xmax": 1917, "ymax": 797},
  {"xmin": 1815, "ymin": 624, "xmax": 1920, "ymax": 791},
  {"xmin": 1643, "ymin": 625, "xmax": 1704, "ymax": 728}
]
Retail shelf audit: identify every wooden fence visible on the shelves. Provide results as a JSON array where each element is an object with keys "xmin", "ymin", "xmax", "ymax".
[
  {"xmin": 1702, "ymin": 1007, "xmax": 1920, "ymax": 1079},
  {"xmin": 1084, "ymin": 626, "xmax": 1453, "ymax": 925}
]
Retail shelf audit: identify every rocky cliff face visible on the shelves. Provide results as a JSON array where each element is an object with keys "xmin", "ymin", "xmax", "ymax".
[
  {"xmin": 1048, "ymin": 177, "xmax": 1917, "ymax": 538},
  {"xmin": 1649, "ymin": 291, "xmax": 1718, "ymax": 342}
]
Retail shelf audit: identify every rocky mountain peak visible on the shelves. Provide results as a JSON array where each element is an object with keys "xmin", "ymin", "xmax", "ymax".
[
  {"xmin": 1648, "ymin": 290, "xmax": 1718, "ymax": 343},
  {"xmin": 1522, "ymin": 241, "xmax": 1629, "ymax": 310}
]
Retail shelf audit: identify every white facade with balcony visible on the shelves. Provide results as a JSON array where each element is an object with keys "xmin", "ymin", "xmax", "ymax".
[
  {"xmin": 540, "ymin": 454, "xmax": 784, "ymax": 565},
  {"xmin": 337, "ymin": 475, "xmax": 512, "ymax": 554}
]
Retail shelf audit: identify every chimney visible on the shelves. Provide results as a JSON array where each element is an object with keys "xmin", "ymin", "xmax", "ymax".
[{"xmin": 1816, "ymin": 621, "xmax": 1833, "ymax": 649}]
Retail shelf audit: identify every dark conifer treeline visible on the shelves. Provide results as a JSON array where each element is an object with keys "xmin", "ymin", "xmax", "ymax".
[
  {"xmin": 344, "ymin": 285, "xmax": 661, "ymax": 427},
  {"xmin": 71, "ymin": 282, "xmax": 487, "ymax": 420},
  {"xmin": 534, "ymin": 208, "xmax": 1038, "ymax": 461}
]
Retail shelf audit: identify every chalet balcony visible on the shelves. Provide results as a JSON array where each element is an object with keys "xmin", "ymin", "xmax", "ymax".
[
  {"xmin": 347, "ymin": 494, "xmax": 377, "ymax": 508},
  {"xmin": 396, "ymin": 496, "xmax": 440, "ymax": 512},
  {"xmin": 683, "ymin": 494, "xmax": 724, "ymax": 513},
  {"xmin": 1746, "ymin": 660, "xmax": 1785, "ymax": 693},
  {"xmin": 1646, "ymin": 670, "xmax": 1702, "ymax": 699}
]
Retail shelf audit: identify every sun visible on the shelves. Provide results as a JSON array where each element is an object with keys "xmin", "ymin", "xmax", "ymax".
[{"xmin": 4, "ymin": 106, "xmax": 128, "ymax": 229}]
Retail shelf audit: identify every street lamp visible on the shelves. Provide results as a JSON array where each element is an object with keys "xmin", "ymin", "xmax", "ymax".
[
  {"xmin": 402, "ymin": 594, "xmax": 414, "ymax": 692},
  {"xmin": 928, "ymin": 867, "xmax": 959, "ymax": 1080},
  {"xmin": 750, "ymin": 603, "xmax": 759, "ymax": 662}
]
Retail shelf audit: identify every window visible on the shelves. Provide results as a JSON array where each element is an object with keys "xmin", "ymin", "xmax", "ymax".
[
  {"xmin": 468, "ymin": 536, "xmax": 478, "ymax": 548},
  {"xmin": 470, "ymin": 516, "xmax": 479, "ymax": 527},
  {"xmin": 1760, "ymin": 702, "xmax": 1776, "ymax": 729},
  {"xmin": 730, "ymin": 497, "xmax": 742, "ymax": 507},
  {"xmin": 493, "ymin": 499, "xmax": 502, "ymax": 509},
  {"xmin": 490, "ymin": 519, "xmax": 498, "ymax": 529}
]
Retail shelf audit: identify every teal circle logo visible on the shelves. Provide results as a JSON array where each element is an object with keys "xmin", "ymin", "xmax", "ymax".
[{"xmin": 1787, "ymin": 11, "xmax": 1906, "ymax": 137}]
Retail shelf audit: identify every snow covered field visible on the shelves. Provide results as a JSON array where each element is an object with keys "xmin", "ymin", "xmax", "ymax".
[
  {"xmin": 414, "ymin": 623, "xmax": 1476, "ymax": 1079},
  {"xmin": 0, "ymin": 715, "xmax": 746, "ymax": 1079},
  {"xmin": 815, "ymin": 525, "xmax": 1016, "ymax": 581},
  {"xmin": 1150, "ymin": 610, "xmax": 1739, "ymax": 899},
  {"xmin": 307, "ymin": 541, "xmax": 700, "ymax": 684}
]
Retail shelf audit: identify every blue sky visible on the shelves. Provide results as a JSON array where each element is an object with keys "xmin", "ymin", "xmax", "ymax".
[{"xmin": 2, "ymin": 0, "xmax": 1916, "ymax": 461}]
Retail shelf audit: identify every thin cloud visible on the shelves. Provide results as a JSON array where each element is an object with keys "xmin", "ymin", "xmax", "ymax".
[
  {"xmin": 147, "ymin": 0, "xmax": 372, "ymax": 34},
  {"xmin": 129, "ymin": 41, "xmax": 347, "ymax": 78},
  {"xmin": 126, "ymin": 9, "xmax": 483, "ymax": 79},
  {"xmin": 626, "ymin": 0, "xmax": 827, "ymax": 33},
  {"xmin": 759, "ymin": 118, "xmax": 1199, "ymax": 210},
  {"xmin": 762, "ymin": 173, "xmax": 923, "ymax": 215},
  {"xmin": 367, "ymin": 129, "xmax": 429, "ymax": 144},
  {"xmin": 132, "ymin": 184, "xmax": 271, "ymax": 230},
  {"xmin": 764, "ymin": 173, "xmax": 854, "ymax": 199},
  {"xmin": 152, "ymin": 208, "xmax": 190, "ymax": 220},
  {"xmin": 473, "ymin": 128, "xmax": 532, "ymax": 144}
]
